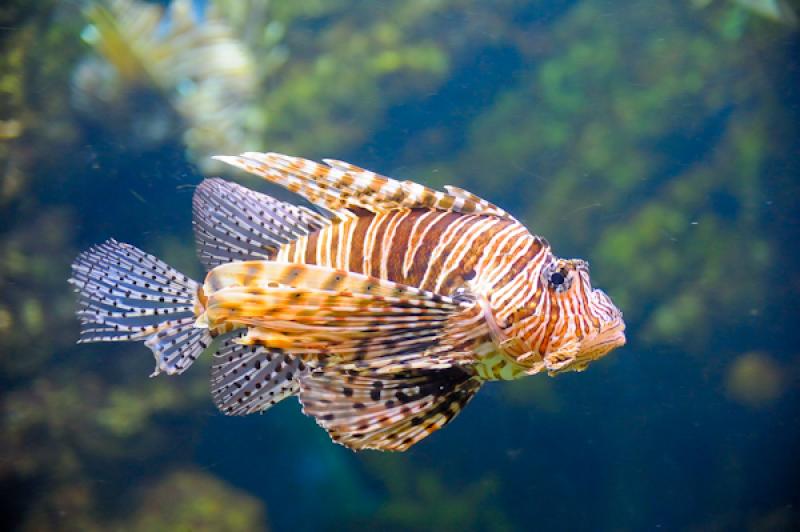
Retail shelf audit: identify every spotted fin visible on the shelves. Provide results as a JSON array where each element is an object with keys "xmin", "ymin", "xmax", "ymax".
[
  {"xmin": 210, "ymin": 330, "xmax": 309, "ymax": 415},
  {"xmin": 299, "ymin": 367, "xmax": 481, "ymax": 451},
  {"xmin": 213, "ymin": 152, "xmax": 514, "ymax": 221},
  {"xmin": 200, "ymin": 261, "xmax": 488, "ymax": 372},
  {"xmin": 192, "ymin": 178, "xmax": 328, "ymax": 270}
]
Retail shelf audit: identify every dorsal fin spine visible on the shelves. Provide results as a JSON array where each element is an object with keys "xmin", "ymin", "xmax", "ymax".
[{"xmin": 214, "ymin": 152, "xmax": 516, "ymax": 221}]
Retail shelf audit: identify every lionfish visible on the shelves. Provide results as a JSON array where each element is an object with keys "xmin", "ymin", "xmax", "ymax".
[{"xmin": 69, "ymin": 152, "xmax": 626, "ymax": 451}]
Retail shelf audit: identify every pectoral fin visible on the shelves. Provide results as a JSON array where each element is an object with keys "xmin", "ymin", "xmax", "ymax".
[{"xmin": 200, "ymin": 262, "xmax": 489, "ymax": 372}]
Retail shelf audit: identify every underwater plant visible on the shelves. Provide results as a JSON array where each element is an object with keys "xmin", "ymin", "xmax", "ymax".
[{"xmin": 73, "ymin": 0, "xmax": 257, "ymax": 168}]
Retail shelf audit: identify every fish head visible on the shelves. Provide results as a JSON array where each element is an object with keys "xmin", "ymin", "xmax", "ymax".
[{"xmin": 517, "ymin": 254, "xmax": 626, "ymax": 375}]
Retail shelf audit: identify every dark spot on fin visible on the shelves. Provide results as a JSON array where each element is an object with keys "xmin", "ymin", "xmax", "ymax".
[
  {"xmin": 68, "ymin": 239, "xmax": 211, "ymax": 376},
  {"xmin": 298, "ymin": 367, "xmax": 481, "ymax": 451}
]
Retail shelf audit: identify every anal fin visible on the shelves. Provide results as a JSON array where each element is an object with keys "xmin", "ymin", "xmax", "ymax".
[{"xmin": 211, "ymin": 330, "xmax": 309, "ymax": 415}]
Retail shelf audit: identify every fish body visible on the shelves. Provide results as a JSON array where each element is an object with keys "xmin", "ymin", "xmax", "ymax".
[{"xmin": 70, "ymin": 152, "xmax": 625, "ymax": 451}]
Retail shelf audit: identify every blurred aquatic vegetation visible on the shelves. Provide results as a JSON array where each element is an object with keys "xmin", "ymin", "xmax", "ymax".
[
  {"xmin": 211, "ymin": 0, "xmax": 446, "ymax": 156},
  {"xmin": 73, "ymin": 0, "xmax": 257, "ymax": 168},
  {"xmin": 129, "ymin": 469, "xmax": 267, "ymax": 531},
  {"xmin": 0, "ymin": 6, "xmax": 263, "ymax": 527},
  {"xmin": 0, "ymin": 3, "xmax": 86, "ymax": 419},
  {"xmin": 0, "ymin": 0, "xmax": 82, "ymax": 207},
  {"xmin": 0, "ymin": 229, "xmax": 222, "ymax": 528},
  {"xmin": 216, "ymin": 0, "xmax": 556, "ymax": 157},
  {"xmin": 725, "ymin": 351, "xmax": 785, "ymax": 407},
  {"xmin": 720, "ymin": 0, "xmax": 798, "ymax": 26},
  {"xmin": 0, "ymin": 211, "xmax": 76, "ymax": 378},
  {"xmin": 356, "ymin": 454, "xmax": 513, "ymax": 532},
  {"xmin": 1, "ymin": 357, "xmax": 247, "ymax": 530},
  {"xmin": 211, "ymin": 0, "xmax": 289, "ymax": 81}
]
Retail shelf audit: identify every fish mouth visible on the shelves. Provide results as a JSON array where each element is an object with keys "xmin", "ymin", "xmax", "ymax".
[
  {"xmin": 541, "ymin": 321, "xmax": 626, "ymax": 375},
  {"xmin": 587, "ymin": 288, "xmax": 626, "ymax": 353}
]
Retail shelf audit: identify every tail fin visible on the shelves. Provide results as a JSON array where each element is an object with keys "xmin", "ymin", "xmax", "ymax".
[{"xmin": 69, "ymin": 239, "xmax": 211, "ymax": 376}]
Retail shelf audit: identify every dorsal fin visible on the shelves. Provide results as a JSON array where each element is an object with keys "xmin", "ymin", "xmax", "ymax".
[
  {"xmin": 212, "ymin": 152, "xmax": 515, "ymax": 221},
  {"xmin": 192, "ymin": 178, "xmax": 329, "ymax": 270}
]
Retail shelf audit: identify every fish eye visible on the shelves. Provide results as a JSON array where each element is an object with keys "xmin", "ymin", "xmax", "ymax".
[
  {"xmin": 549, "ymin": 271, "xmax": 566, "ymax": 286},
  {"xmin": 545, "ymin": 266, "xmax": 571, "ymax": 292}
]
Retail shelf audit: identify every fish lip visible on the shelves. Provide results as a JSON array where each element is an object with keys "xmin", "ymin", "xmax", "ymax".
[
  {"xmin": 609, "ymin": 320, "xmax": 627, "ymax": 346},
  {"xmin": 543, "ymin": 321, "xmax": 626, "ymax": 375},
  {"xmin": 601, "ymin": 320, "xmax": 626, "ymax": 346}
]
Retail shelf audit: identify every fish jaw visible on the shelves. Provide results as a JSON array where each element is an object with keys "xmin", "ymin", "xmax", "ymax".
[
  {"xmin": 582, "ymin": 319, "xmax": 626, "ymax": 360},
  {"xmin": 543, "ymin": 320, "xmax": 626, "ymax": 376}
]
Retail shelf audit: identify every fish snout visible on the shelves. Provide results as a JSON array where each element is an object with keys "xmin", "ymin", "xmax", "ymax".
[{"xmin": 585, "ymin": 288, "xmax": 626, "ymax": 356}]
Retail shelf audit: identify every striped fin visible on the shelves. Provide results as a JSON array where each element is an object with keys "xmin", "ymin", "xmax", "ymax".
[
  {"xmin": 202, "ymin": 260, "xmax": 458, "ymax": 299},
  {"xmin": 299, "ymin": 367, "xmax": 481, "ymax": 451},
  {"xmin": 69, "ymin": 239, "xmax": 211, "ymax": 376},
  {"xmin": 192, "ymin": 178, "xmax": 328, "ymax": 270},
  {"xmin": 443, "ymin": 184, "xmax": 497, "ymax": 208},
  {"xmin": 210, "ymin": 330, "xmax": 309, "ymax": 415},
  {"xmin": 212, "ymin": 152, "xmax": 514, "ymax": 220},
  {"xmin": 199, "ymin": 261, "xmax": 484, "ymax": 372}
]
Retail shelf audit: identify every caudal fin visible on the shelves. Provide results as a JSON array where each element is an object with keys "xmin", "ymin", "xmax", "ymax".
[{"xmin": 69, "ymin": 239, "xmax": 211, "ymax": 376}]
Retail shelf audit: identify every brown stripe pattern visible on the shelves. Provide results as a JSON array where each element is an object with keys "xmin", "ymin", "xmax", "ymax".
[{"xmin": 211, "ymin": 151, "xmax": 623, "ymax": 380}]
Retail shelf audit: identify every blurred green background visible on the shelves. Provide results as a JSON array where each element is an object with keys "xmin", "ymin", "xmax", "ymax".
[{"xmin": 1, "ymin": 0, "xmax": 798, "ymax": 530}]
